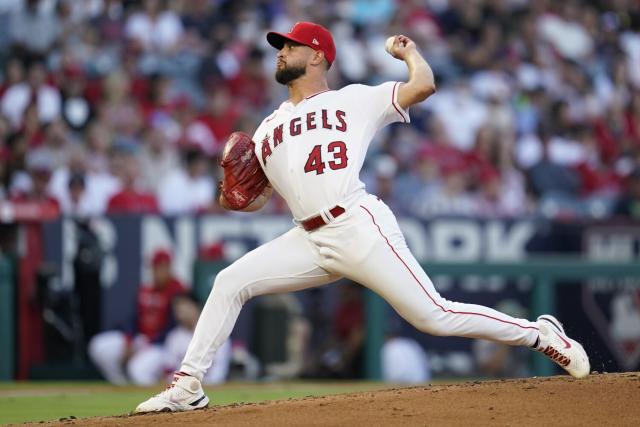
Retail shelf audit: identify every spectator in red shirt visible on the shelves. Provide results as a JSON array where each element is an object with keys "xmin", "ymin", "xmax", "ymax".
[
  {"xmin": 227, "ymin": 48, "xmax": 269, "ymax": 110},
  {"xmin": 97, "ymin": 69, "xmax": 143, "ymax": 138},
  {"xmin": 88, "ymin": 249, "xmax": 185, "ymax": 385},
  {"xmin": 134, "ymin": 250, "xmax": 185, "ymax": 342},
  {"xmin": 9, "ymin": 149, "xmax": 60, "ymax": 216},
  {"xmin": 625, "ymin": 91, "xmax": 640, "ymax": 147},
  {"xmin": 193, "ymin": 86, "xmax": 241, "ymax": 153},
  {"xmin": 107, "ymin": 149, "xmax": 158, "ymax": 215}
]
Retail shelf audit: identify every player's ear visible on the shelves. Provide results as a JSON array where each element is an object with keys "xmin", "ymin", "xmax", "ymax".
[{"xmin": 310, "ymin": 50, "xmax": 325, "ymax": 67}]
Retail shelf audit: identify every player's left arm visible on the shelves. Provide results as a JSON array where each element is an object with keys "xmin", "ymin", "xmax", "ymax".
[{"xmin": 388, "ymin": 35, "xmax": 436, "ymax": 109}]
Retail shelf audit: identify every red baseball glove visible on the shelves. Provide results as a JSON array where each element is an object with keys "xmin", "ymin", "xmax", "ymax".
[{"xmin": 219, "ymin": 131, "xmax": 270, "ymax": 210}]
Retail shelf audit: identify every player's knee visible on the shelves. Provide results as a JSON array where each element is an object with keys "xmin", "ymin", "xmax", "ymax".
[
  {"xmin": 212, "ymin": 268, "xmax": 251, "ymax": 304},
  {"xmin": 410, "ymin": 315, "xmax": 448, "ymax": 337}
]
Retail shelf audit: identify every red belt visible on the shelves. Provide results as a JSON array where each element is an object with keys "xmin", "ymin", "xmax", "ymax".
[{"xmin": 301, "ymin": 206, "xmax": 346, "ymax": 231}]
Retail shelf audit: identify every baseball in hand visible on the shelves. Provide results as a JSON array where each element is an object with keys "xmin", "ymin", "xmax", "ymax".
[{"xmin": 385, "ymin": 36, "xmax": 395, "ymax": 54}]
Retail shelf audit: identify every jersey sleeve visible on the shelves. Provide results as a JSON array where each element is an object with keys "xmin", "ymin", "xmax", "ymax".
[{"xmin": 356, "ymin": 82, "xmax": 410, "ymax": 128}]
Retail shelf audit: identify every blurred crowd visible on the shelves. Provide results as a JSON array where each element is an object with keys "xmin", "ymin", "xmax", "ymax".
[{"xmin": 1, "ymin": 0, "xmax": 640, "ymax": 220}]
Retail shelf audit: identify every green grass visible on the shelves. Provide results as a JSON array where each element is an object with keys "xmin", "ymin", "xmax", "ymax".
[{"xmin": 0, "ymin": 381, "xmax": 391, "ymax": 425}]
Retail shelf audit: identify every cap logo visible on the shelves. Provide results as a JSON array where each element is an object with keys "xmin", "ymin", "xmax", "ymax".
[{"xmin": 312, "ymin": 38, "xmax": 319, "ymax": 45}]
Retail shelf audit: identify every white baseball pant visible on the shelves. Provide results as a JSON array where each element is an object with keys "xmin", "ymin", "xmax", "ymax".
[
  {"xmin": 180, "ymin": 193, "xmax": 539, "ymax": 380},
  {"xmin": 164, "ymin": 327, "xmax": 232, "ymax": 384}
]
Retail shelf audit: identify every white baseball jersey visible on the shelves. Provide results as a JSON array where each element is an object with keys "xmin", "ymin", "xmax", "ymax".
[{"xmin": 253, "ymin": 82, "xmax": 410, "ymax": 220}]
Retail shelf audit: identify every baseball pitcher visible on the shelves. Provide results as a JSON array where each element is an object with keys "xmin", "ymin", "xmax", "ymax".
[{"xmin": 136, "ymin": 21, "xmax": 589, "ymax": 413}]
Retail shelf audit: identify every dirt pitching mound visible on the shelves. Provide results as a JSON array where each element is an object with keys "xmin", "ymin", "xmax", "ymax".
[{"xmin": 44, "ymin": 372, "xmax": 640, "ymax": 427}]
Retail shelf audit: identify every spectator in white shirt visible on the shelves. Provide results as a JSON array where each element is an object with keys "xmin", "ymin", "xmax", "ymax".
[
  {"xmin": 137, "ymin": 125, "xmax": 179, "ymax": 193},
  {"xmin": 8, "ymin": 0, "xmax": 61, "ymax": 55},
  {"xmin": 423, "ymin": 81, "xmax": 488, "ymax": 152},
  {"xmin": 157, "ymin": 147, "xmax": 214, "ymax": 216},
  {"xmin": 1, "ymin": 58, "xmax": 61, "ymax": 128},
  {"xmin": 50, "ymin": 144, "xmax": 121, "ymax": 217},
  {"xmin": 124, "ymin": 0, "xmax": 183, "ymax": 54}
]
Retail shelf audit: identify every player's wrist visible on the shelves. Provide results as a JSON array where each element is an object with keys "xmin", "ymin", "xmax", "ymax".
[
  {"xmin": 403, "ymin": 48, "xmax": 423, "ymax": 63},
  {"xmin": 218, "ymin": 193, "xmax": 232, "ymax": 210}
]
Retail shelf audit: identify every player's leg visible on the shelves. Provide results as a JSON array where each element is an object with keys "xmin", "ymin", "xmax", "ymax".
[
  {"xmin": 87, "ymin": 331, "xmax": 128, "ymax": 385},
  {"xmin": 313, "ymin": 195, "xmax": 588, "ymax": 377},
  {"xmin": 202, "ymin": 338, "xmax": 232, "ymax": 385},
  {"xmin": 163, "ymin": 327, "xmax": 193, "ymax": 376},
  {"xmin": 310, "ymin": 196, "xmax": 538, "ymax": 345},
  {"xmin": 180, "ymin": 226, "xmax": 338, "ymax": 380},
  {"xmin": 135, "ymin": 226, "xmax": 339, "ymax": 412}
]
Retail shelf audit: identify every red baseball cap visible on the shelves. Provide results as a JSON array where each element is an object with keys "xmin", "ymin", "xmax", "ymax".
[
  {"xmin": 151, "ymin": 249, "xmax": 172, "ymax": 267},
  {"xmin": 267, "ymin": 21, "xmax": 336, "ymax": 68}
]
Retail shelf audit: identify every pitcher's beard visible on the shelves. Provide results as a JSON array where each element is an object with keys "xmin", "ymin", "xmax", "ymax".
[{"xmin": 275, "ymin": 63, "xmax": 307, "ymax": 85}]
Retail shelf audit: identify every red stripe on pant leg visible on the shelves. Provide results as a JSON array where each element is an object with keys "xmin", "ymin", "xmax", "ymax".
[{"xmin": 359, "ymin": 205, "xmax": 538, "ymax": 332}]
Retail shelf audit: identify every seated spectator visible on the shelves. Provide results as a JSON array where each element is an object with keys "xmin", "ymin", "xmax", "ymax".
[
  {"xmin": 59, "ymin": 64, "xmax": 93, "ymax": 131},
  {"xmin": 0, "ymin": 146, "xmax": 9, "ymax": 199},
  {"xmin": 528, "ymin": 126, "xmax": 581, "ymax": 199},
  {"xmin": 39, "ymin": 119, "xmax": 73, "ymax": 170},
  {"xmin": 626, "ymin": 91, "xmax": 640, "ymax": 146},
  {"xmin": 411, "ymin": 163, "xmax": 476, "ymax": 217},
  {"xmin": 157, "ymin": 147, "xmax": 214, "ymax": 215},
  {"xmin": 194, "ymin": 87, "xmax": 241, "ymax": 153},
  {"xmin": 474, "ymin": 167, "xmax": 505, "ymax": 217},
  {"xmin": 85, "ymin": 121, "xmax": 112, "ymax": 174},
  {"xmin": 8, "ymin": 0, "xmax": 61, "ymax": 56},
  {"xmin": 0, "ymin": 57, "xmax": 25, "ymax": 99},
  {"xmin": 1, "ymin": 57, "xmax": 61, "ymax": 129},
  {"xmin": 49, "ymin": 144, "xmax": 121, "ymax": 216},
  {"xmin": 9, "ymin": 149, "xmax": 59, "ymax": 214},
  {"xmin": 137, "ymin": 124, "xmax": 179, "ymax": 193},
  {"xmin": 474, "ymin": 165, "xmax": 529, "ymax": 218},
  {"xmin": 88, "ymin": 249, "xmax": 185, "ymax": 385},
  {"xmin": 63, "ymin": 172, "xmax": 88, "ymax": 217},
  {"xmin": 364, "ymin": 155, "xmax": 404, "ymax": 213},
  {"xmin": 163, "ymin": 293, "xmax": 231, "ymax": 385},
  {"xmin": 97, "ymin": 69, "xmax": 143, "ymax": 138},
  {"xmin": 20, "ymin": 103, "xmax": 45, "ymax": 147},
  {"xmin": 124, "ymin": 0, "xmax": 184, "ymax": 54},
  {"xmin": 612, "ymin": 168, "xmax": 640, "ymax": 220},
  {"xmin": 139, "ymin": 73, "xmax": 179, "ymax": 122},
  {"xmin": 382, "ymin": 334, "xmax": 431, "ymax": 384},
  {"xmin": 107, "ymin": 152, "xmax": 158, "ymax": 215},
  {"xmin": 5, "ymin": 132, "xmax": 29, "ymax": 194},
  {"xmin": 227, "ymin": 48, "xmax": 269, "ymax": 110},
  {"xmin": 423, "ymin": 81, "xmax": 488, "ymax": 152}
]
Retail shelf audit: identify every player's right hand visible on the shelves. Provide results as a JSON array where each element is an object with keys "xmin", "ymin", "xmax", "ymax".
[{"xmin": 387, "ymin": 35, "xmax": 417, "ymax": 61}]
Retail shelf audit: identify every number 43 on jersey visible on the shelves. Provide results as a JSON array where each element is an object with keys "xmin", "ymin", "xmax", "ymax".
[{"xmin": 304, "ymin": 141, "xmax": 348, "ymax": 175}]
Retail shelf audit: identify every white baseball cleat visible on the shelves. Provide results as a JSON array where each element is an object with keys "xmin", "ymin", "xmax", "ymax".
[
  {"xmin": 535, "ymin": 315, "xmax": 590, "ymax": 379},
  {"xmin": 134, "ymin": 372, "xmax": 209, "ymax": 413}
]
